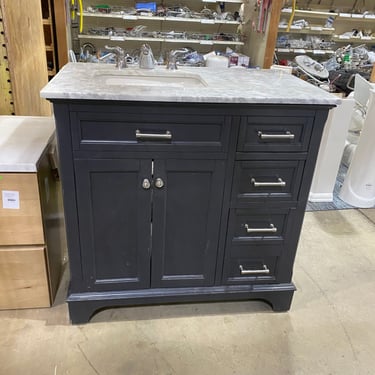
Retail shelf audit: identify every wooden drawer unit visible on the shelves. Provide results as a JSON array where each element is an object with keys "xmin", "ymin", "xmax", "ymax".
[
  {"xmin": 231, "ymin": 160, "xmax": 305, "ymax": 204},
  {"xmin": 0, "ymin": 246, "xmax": 51, "ymax": 309},
  {"xmin": 237, "ymin": 115, "xmax": 314, "ymax": 153},
  {"xmin": 0, "ymin": 116, "xmax": 64, "ymax": 310},
  {"xmin": 70, "ymin": 108, "xmax": 231, "ymax": 154},
  {"xmin": 227, "ymin": 207, "xmax": 297, "ymax": 246},
  {"xmin": 0, "ymin": 173, "xmax": 44, "ymax": 246}
]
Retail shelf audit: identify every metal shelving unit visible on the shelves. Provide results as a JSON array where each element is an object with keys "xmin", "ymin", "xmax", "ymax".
[{"xmin": 74, "ymin": 0, "xmax": 244, "ymax": 58}]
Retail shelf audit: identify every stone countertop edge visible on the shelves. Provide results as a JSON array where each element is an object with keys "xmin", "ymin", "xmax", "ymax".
[
  {"xmin": 0, "ymin": 116, "xmax": 55, "ymax": 173},
  {"xmin": 40, "ymin": 63, "xmax": 341, "ymax": 106}
]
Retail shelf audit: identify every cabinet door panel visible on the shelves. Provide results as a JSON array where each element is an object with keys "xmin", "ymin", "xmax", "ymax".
[
  {"xmin": 151, "ymin": 159, "xmax": 225, "ymax": 287},
  {"xmin": 74, "ymin": 159, "xmax": 151, "ymax": 291}
]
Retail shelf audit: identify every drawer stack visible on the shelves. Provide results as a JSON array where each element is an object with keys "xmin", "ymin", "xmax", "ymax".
[
  {"xmin": 0, "ymin": 116, "xmax": 64, "ymax": 310},
  {"xmin": 222, "ymin": 109, "xmax": 317, "ymax": 286}
]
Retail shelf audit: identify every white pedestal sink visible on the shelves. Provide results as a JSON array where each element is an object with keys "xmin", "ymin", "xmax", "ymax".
[{"xmin": 339, "ymin": 88, "xmax": 375, "ymax": 208}]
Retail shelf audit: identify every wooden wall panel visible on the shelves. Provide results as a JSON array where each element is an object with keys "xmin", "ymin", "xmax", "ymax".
[
  {"xmin": 53, "ymin": 0, "xmax": 69, "ymax": 69},
  {"xmin": 0, "ymin": 0, "xmax": 51, "ymax": 115},
  {"xmin": 0, "ymin": 6, "xmax": 14, "ymax": 115}
]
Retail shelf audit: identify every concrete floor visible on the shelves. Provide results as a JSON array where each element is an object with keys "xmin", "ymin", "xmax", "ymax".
[{"xmin": 1, "ymin": 209, "xmax": 375, "ymax": 375}]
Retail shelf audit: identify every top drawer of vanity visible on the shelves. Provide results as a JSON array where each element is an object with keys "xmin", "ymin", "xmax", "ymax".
[
  {"xmin": 70, "ymin": 111, "xmax": 231, "ymax": 153},
  {"xmin": 237, "ymin": 115, "xmax": 314, "ymax": 153}
]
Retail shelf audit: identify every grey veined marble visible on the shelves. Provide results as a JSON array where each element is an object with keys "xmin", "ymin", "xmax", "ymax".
[{"xmin": 41, "ymin": 63, "xmax": 340, "ymax": 105}]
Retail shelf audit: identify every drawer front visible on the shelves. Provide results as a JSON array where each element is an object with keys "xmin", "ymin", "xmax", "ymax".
[
  {"xmin": 0, "ymin": 173, "xmax": 44, "ymax": 246},
  {"xmin": 227, "ymin": 208, "xmax": 296, "ymax": 245},
  {"xmin": 223, "ymin": 256, "xmax": 279, "ymax": 284},
  {"xmin": 231, "ymin": 160, "xmax": 305, "ymax": 203},
  {"xmin": 70, "ymin": 111, "xmax": 230, "ymax": 153},
  {"xmin": 238, "ymin": 116, "xmax": 313, "ymax": 152},
  {"xmin": 0, "ymin": 246, "xmax": 51, "ymax": 309}
]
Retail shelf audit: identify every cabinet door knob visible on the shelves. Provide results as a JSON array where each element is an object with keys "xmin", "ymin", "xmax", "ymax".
[
  {"xmin": 142, "ymin": 178, "xmax": 151, "ymax": 189},
  {"xmin": 154, "ymin": 178, "xmax": 164, "ymax": 189}
]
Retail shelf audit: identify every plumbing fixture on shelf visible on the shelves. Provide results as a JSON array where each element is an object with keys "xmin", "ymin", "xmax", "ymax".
[{"xmin": 104, "ymin": 45, "xmax": 128, "ymax": 69}]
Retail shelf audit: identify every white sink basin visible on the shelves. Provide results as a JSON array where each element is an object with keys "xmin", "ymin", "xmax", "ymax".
[{"xmin": 98, "ymin": 70, "xmax": 208, "ymax": 88}]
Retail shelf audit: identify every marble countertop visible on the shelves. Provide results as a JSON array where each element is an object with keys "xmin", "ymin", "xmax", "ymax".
[
  {"xmin": 41, "ymin": 63, "xmax": 340, "ymax": 106},
  {"xmin": 0, "ymin": 116, "xmax": 55, "ymax": 172}
]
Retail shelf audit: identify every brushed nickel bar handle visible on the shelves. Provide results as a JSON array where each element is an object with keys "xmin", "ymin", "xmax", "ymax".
[
  {"xmin": 136, "ymin": 130, "xmax": 172, "ymax": 140},
  {"xmin": 239, "ymin": 264, "xmax": 270, "ymax": 275},
  {"xmin": 257, "ymin": 131, "xmax": 295, "ymax": 140},
  {"xmin": 251, "ymin": 178, "xmax": 286, "ymax": 187},
  {"xmin": 245, "ymin": 223, "xmax": 277, "ymax": 233}
]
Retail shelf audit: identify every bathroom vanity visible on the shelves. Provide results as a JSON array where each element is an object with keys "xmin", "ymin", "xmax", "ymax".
[{"xmin": 41, "ymin": 63, "xmax": 339, "ymax": 323}]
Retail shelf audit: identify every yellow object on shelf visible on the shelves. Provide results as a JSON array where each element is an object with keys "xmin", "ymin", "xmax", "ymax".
[{"xmin": 286, "ymin": 0, "xmax": 296, "ymax": 32}]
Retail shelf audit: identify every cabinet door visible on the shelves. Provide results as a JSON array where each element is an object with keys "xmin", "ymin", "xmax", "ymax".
[
  {"xmin": 151, "ymin": 159, "xmax": 225, "ymax": 288},
  {"xmin": 74, "ymin": 159, "xmax": 151, "ymax": 291}
]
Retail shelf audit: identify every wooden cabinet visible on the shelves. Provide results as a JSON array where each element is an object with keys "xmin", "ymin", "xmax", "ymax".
[
  {"xmin": 50, "ymin": 100, "xmax": 330, "ymax": 323},
  {"xmin": 0, "ymin": 116, "xmax": 65, "ymax": 309}
]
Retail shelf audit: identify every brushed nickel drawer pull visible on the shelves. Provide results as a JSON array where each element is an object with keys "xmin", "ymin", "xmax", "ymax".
[
  {"xmin": 251, "ymin": 177, "xmax": 286, "ymax": 187},
  {"xmin": 239, "ymin": 264, "xmax": 270, "ymax": 275},
  {"xmin": 257, "ymin": 131, "xmax": 295, "ymax": 140},
  {"xmin": 245, "ymin": 223, "xmax": 277, "ymax": 233},
  {"xmin": 136, "ymin": 130, "xmax": 172, "ymax": 140}
]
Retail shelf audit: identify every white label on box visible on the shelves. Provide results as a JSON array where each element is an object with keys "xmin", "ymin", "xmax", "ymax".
[
  {"xmin": 200, "ymin": 40, "xmax": 214, "ymax": 45},
  {"xmin": 2, "ymin": 190, "xmax": 20, "ymax": 209}
]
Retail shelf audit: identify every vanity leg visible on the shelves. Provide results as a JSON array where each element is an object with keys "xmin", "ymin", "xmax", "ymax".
[
  {"xmin": 68, "ymin": 301, "xmax": 97, "ymax": 324},
  {"xmin": 267, "ymin": 290, "xmax": 295, "ymax": 312}
]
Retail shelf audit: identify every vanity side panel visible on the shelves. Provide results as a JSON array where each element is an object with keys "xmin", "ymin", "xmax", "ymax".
[
  {"xmin": 52, "ymin": 102, "xmax": 85, "ymax": 292},
  {"xmin": 275, "ymin": 108, "xmax": 330, "ymax": 282}
]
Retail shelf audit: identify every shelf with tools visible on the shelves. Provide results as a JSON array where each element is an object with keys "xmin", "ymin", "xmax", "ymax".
[
  {"xmin": 80, "ymin": 11, "xmax": 241, "ymax": 24},
  {"xmin": 275, "ymin": 2, "xmax": 375, "ymax": 63},
  {"xmin": 78, "ymin": 34, "xmax": 244, "ymax": 46},
  {"xmin": 72, "ymin": 0, "xmax": 244, "ymax": 60}
]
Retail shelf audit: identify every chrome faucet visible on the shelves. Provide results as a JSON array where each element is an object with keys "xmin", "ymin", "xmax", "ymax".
[
  {"xmin": 139, "ymin": 44, "xmax": 155, "ymax": 69},
  {"xmin": 166, "ymin": 48, "xmax": 190, "ymax": 70},
  {"xmin": 104, "ymin": 45, "xmax": 127, "ymax": 69}
]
